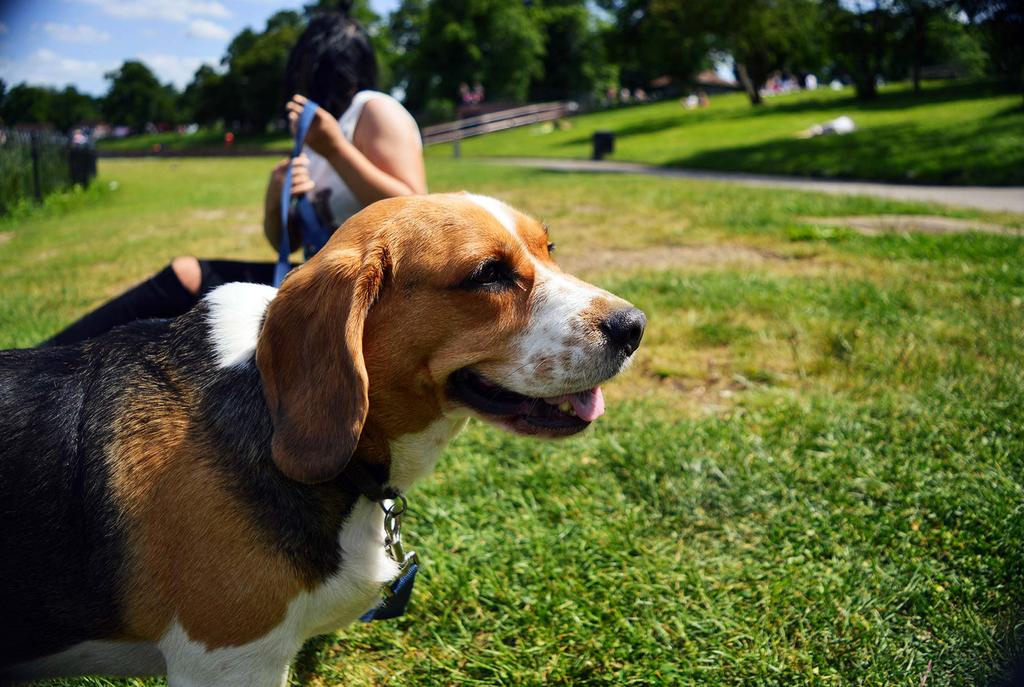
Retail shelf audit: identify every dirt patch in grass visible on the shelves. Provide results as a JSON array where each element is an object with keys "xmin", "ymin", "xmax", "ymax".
[
  {"xmin": 802, "ymin": 215, "xmax": 1023, "ymax": 237},
  {"xmin": 0, "ymin": 232, "xmax": 13, "ymax": 245},
  {"xmin": 559, "ymin": 244, "xmax": 807, "ymax": 275},
  {"xmin": 191, "ymin": 208, "xmax": 228, "ymax": 221}
]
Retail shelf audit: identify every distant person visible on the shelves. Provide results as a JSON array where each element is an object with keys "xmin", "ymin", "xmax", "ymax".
[
  {"xmin": 43, "ymin": 7, "xmax": 425, "ymax": 347},
  {"xmin": 798, "ymin": 115, "xmax": 856, "ymax": 138}
]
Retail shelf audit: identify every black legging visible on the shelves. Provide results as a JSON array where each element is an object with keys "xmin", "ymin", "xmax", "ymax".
[{"xmin": 41, "ymin": 259, "xmax": 295, "ymax": 347}]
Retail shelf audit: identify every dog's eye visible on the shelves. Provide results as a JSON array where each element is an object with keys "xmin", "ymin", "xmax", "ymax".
[
  {"xmin": 459, "ymin": 259, "xmax": 517, "ymax": 290},
  {"xmin": 547, "ymin": 242, "xmax": 556, "ymax": 254}
]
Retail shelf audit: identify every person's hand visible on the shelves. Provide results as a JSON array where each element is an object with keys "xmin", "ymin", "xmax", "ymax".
[
  {"xmin": 287, "ymin": 94, "xmax": 345, "ymax": 159},
  {"xmin": 270, "ymin": 155, "xmax": 315, "ymax": 198}
]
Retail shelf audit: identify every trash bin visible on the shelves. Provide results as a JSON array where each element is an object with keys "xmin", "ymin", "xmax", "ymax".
[
  {"xmin": 69, "ymin": 144, "xmax": 97, "ymax": 187},
  {"xmin": 592, "ymin": 131, "xmax": 614, "ymax": 160}
]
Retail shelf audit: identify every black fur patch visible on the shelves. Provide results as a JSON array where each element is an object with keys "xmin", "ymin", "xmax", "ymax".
[
  {"xmin": 1, "ymin": 300, "xmax": 369, "ymax": 669},
  {"xmin": 0, "ymin": 322, "xmax": 169, "ymax": 666}
]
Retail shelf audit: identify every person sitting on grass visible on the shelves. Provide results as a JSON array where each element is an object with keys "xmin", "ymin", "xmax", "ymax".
[{"xmin": 43, "ymin": 7, "xmax": 425, "ymax": 347}]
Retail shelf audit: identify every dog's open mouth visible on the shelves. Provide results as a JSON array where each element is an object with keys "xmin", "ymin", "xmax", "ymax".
[{"xmin": 446, "ymin": 368, "xmax": 604, "ymax": 437}]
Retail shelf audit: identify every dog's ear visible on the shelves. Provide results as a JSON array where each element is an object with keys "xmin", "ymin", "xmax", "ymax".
[{"xmin": 256, "ymin": 243, "xmax": 389, "ymax": 484}]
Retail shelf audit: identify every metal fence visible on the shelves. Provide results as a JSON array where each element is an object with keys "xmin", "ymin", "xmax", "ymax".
[
  {"xmin": 0, "ymin": 130, "xmax": 97, "ymax": 216},
  {"xmin": 420, "ymin": 102, "xmax": 575, "ymax": 145}
]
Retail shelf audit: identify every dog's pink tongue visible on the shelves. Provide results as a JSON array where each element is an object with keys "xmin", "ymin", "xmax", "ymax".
[{"xmin": 571, "ymin": 387, "xmax": 605, "ymax": 422}]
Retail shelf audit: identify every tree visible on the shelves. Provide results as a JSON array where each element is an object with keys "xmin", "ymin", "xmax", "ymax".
[
  {"xmin": 529, "ymin": 0, "xmax": 610, "ymax": 102},
  {"xmin": 389, "ymin": 0, "xmax": 430, "ymax": 106},
  {"xmin": 724, "ymin": 0, "xmax": 827, "ymax": 105},
  {"xmin": 179, "ymin": 65, "xmax": 226, "ymax": 126},
  {"xmin": 51, "ymin": 86, "xmax": 101, "ymax": 131},
  {"xmin": 966, "ymin": 0, "xmax": 1023, "ymax": 96},
  {"xmin": 182, "ymin": 4, "xmax": 397, "ymax": 132},
  {"xmin": 894, "ymin": 0, "xmax": 955, "ymax": 93},
  {"xmin": 398, "ymin": 0, "xmax": 544, "ymax": 115},
  {"xmin": 825, "ymin": 0, "xmax": 901, "ymax": 100},
  {"xmin": 0, "ymin": 84, "xmax": 54, "ymax": 126},
  {"xmin": 598, "ymin": 0, "xmax": 718, "ymax": 92},
  {"xmin": 0, "ymin": 83, "xmax": 99, "ymax": 131},
  {"xmin": 103, "ymin": 61, "xmax": 177, "ymax": 130},
  {"xmin": 217, "ymin": 12, "xmax": 304, "ymax": 131}
]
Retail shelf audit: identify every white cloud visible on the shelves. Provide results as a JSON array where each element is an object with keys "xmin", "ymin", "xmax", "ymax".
[
  {"xmin": 137, "ymin": 53, "xmax": 214, "ymax": 89},
  {"xmin": 0, "ymin": 47, "xmax": 219, "ymax": 94},
  {"xmin": 76, "ymin": 0, "xmax": 231, "ymax": 23},
  {"xmin": 187, "ymin": 19, "xmax": 230, "ymax": 40},
  {"xmin": 0, "ymin": 22, "xmax": 8, "ymax": 35},
  {"xmin": 0, "ymin": 48, "xmax": 115, "ymax": 94},
  {"xmin": 42, "ymin": 23, "xmax": 111, "ymax": 44}
]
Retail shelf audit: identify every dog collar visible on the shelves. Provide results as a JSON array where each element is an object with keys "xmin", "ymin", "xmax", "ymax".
[{"xmin": 341, "ymin": 460, "xmax": 399, "ymax": 503}]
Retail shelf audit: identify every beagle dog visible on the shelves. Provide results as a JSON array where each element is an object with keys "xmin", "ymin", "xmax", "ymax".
[{"xmin": 0, "ymin": 193, "xmax": 646, "ymax": 686}]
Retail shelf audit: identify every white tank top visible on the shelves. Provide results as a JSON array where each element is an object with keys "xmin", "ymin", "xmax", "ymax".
[{"xmin": 302, "ymin": 90, "xmax": 421, "ymax": 231}]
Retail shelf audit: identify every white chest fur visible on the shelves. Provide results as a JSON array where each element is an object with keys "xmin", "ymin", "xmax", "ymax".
[
  {"xmin": 291, "ymin": 417, "xmax": 468, "ymax": 635},
  {"xmin": 388, "ymin": 416, "xmax": 469, "ymax": 492},
  {"xmin": 155, "ymin": 418, "xmax": 469, "ymax": 686}
]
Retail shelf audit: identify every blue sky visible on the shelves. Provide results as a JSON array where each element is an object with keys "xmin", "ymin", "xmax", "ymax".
[{"xmin": 0, "ymin": 0, "xmax": 400, "ymax": 95}]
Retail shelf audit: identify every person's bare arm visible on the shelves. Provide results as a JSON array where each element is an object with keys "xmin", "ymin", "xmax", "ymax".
[
  {"xmin": 286, "ymin": 94, "xmax": 426, "ymax": 206},
  {"xmin": 263, "ymin": 154, "xmax": 314, "ymax": 251}
]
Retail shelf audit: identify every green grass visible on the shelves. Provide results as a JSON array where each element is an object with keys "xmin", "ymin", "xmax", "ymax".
[
  {"xmin": 438, "ymin": 80, "xmax": 1024, "ymax": 186},
  {"xmin": 96, "ymin": 129, "xmax": 291, "ymax": 152},
  {"xmin": 2, "ymin": 157, "xmax": 1024, "ymax": 685}
]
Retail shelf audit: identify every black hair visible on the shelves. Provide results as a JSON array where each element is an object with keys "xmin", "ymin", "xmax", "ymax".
[{"xmin": 284, "ymin": 8, "xmax": 378, "ymax": 119}]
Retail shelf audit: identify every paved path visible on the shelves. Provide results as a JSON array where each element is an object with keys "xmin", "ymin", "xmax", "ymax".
[{"xmin": 485, "ymin": 157, "xmax": 1024, "ymax": 214}]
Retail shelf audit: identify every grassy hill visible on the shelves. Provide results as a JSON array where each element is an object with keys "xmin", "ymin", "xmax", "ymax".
[{"xmin": 438, "ymin": 80, "xmax": 1024, "ymax": 186}]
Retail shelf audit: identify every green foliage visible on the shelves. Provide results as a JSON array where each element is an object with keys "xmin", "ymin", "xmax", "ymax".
[
  {"xmin": 0, "ymin": 84, "xmax": 100, "ymax": 132},
  {"xmin": 179, "ymin": 2, "xmax": 398, "ymax": 131},
  {"xmin": 595, "ymin": 0, "xmax": 822, "ymax": 103},
  {"xmin": 0, "ymin": 83, "xmax": 54, "ymax": 126},
  {"xmin": 0, "ymin": 132, "xmax": 78, "ymax": 216},
  {"xmin": 823, "ymin": 0, "xmax": 900, "ymax": 100},
  {"xmin": 216, "ymin": 13, "xmax": 305, "ymax": 132},
  {"xmin": 178, "ymin": 65, "xmax": 226, "ymax": 127},
  {"xmin": 597, "ymin": 0, "xmax": 716, "ymax": 90},
  {"xmin": 974, "ymin": 0, "xmax": 1024, "ymax": 92},
  {"xmin": 530, "ymin": 1, "xmax": 609, "ymax": 101},
  {"xmin": 726, "ymin": 0, "xmax": 828, "ymax": 105},
  {"xmin": 389, "ymin": 0, "xmax": 608, "ymax": 114},
  {"xmin": 50, "ymin": 87, "xmax": 102, "ymax": 132},
  {"xmin": 400, "ymin": 0, "xmax": 545, "ymax": 112},
  {"xmin": 102, "ymin": 61, "xmax": 177, "ymax": 130},
  {"xmin": 824, "ymin": 1, "xmax": 1006, "ymax": 101}
]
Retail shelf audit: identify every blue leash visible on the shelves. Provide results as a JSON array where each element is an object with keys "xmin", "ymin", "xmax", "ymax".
[
  {"xmin": 360, "ymin": 557, "xmax": 419, "ymax": 622},
  {"xmin": 273, "ymin": 100, "xmax": 332, "ymax": 288}
]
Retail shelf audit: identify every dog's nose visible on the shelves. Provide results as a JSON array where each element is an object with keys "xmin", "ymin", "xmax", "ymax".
[{"xmin": 600, "ymin": 307, "xmax": 646, "ymax": 355}]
